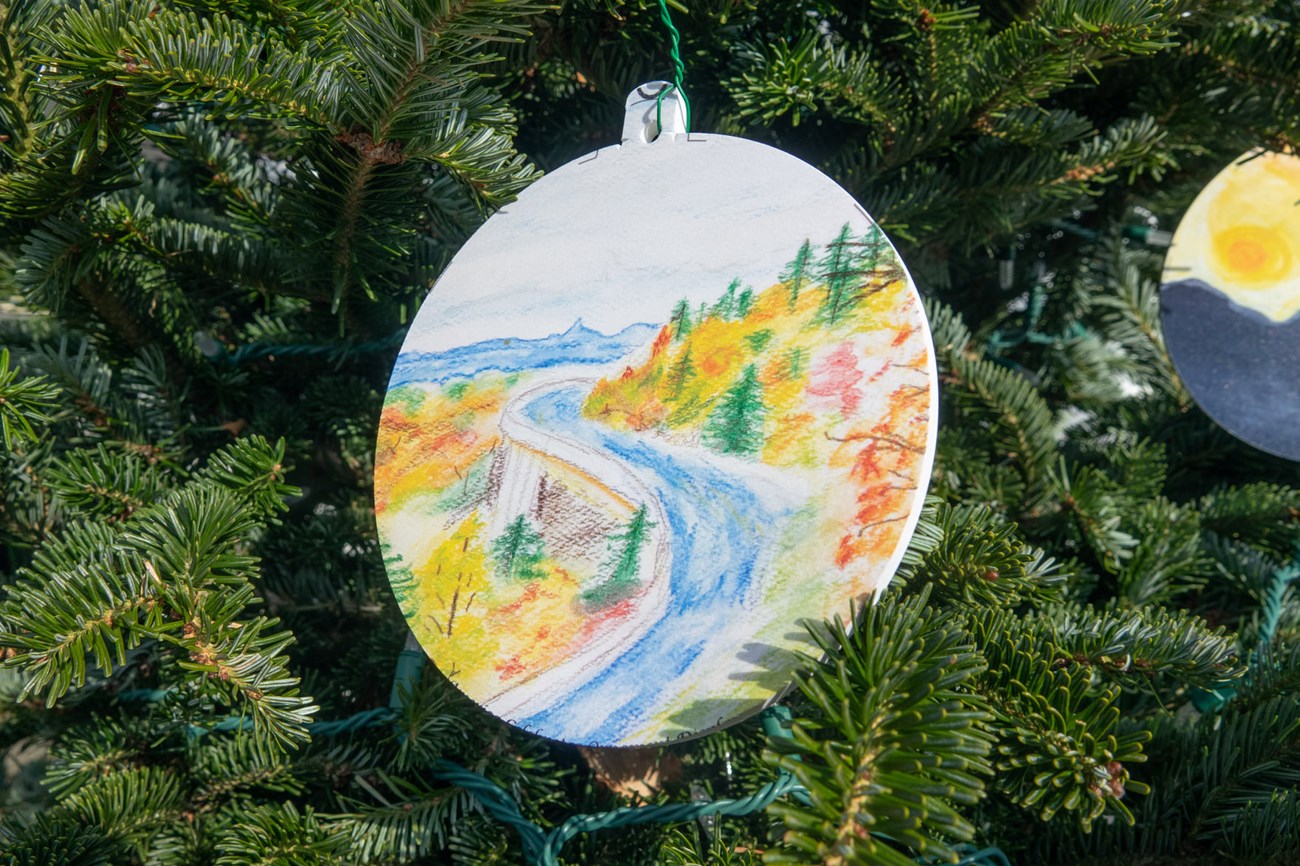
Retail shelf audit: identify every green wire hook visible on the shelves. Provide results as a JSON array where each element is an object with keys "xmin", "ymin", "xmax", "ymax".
[{"xmin": 655, "ymin": 0, "xmax": 691, "ymax": 134}]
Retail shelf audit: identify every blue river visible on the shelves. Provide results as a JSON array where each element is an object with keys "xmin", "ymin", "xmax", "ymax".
[{"xmin": 513, "ymin": 386, "xmax": 795, "ymax": 744}]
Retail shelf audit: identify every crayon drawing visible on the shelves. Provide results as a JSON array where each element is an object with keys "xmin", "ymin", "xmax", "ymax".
[
  {"xmin": 375, "ymin": 135, "xmax": 936, "ymax": 746},
  {"xmin": 1160, "ymin": 149, "xmax": 1300, "ymax": 460}
]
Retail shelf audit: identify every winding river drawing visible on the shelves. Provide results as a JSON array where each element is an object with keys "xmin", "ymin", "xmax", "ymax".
[{"xmin": 376, "ymin": 223, "xmax": 935, "ymax": 746}]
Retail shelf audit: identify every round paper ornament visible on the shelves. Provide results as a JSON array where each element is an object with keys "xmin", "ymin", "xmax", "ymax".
[
  {"xmin": 375, "ymin": 84, "xmax": 937, "ymax": 746},
  {"xmin": 1160, "ymin": 148, "xmax": 1300, "ymax": 460}
]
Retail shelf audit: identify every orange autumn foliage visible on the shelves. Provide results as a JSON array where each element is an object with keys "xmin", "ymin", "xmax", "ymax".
[{"xmin": 373, "ymin": 378, "xmax": 508, "ymax": 513}]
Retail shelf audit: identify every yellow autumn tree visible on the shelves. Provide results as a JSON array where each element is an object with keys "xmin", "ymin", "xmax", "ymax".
[{"xmin": 409, "ymin": 511, "xmax": 493, "ymax": 661}]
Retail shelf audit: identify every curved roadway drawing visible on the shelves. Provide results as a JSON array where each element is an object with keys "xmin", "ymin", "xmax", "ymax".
[
  {"xmin": 482, "ymin": 377, "xmax": 807, "ymax": 745},
  {"xmin": 482, "ymin": 378, "xmax": 673, "ymax": 722}
]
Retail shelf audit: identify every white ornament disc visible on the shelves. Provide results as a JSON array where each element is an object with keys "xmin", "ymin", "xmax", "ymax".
[
  {"xmin": 376, "ymin": 86, "xmax": 937, "ymax": 745},
  {"xmin": 1160, "ymin": 149, "xmax": 1300, "ymax": 460}
]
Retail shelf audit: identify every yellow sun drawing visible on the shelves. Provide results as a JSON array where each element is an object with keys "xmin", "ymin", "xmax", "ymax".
[{"xmin": 1163, "ymin": 149, "xmax": 1300, "ymax": 322}]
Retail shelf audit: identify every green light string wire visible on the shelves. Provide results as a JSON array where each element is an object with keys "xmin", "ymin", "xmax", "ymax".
[
  {"xmin": 402, "ymin": 642, "xmax": 809, "ymax": 866},
  {"xmin": 435, "ymin": 754, "xmax": 804, "ymax": 866},
  {"xmin": 109, "ymin": 382, "xmax": 1280, "ymax": 865},
  {"xmin": 1255, "ymin": 550, "xmax": 1300, "ymax": 655},
  {"xmin": 925, "ymin": 847, "xmax": 1013, "ymax": 866},
  {"xmin": 1193, "ymin": 547, "xmax": 1300, "ymax": 711},
  {"xmin": 984, "ymin": 220, "xmax": 1171, "ymax": 362},
  {"xmin": 655, "ymin": 0, "xmax": 691, "ymax": 134},
  {"xmin": 386, "ymin": 648, "xmax": 1005, "ymax": 865},
  {"xmin": 117, "ymin": 637, "xmax": 1012, "ymax": 863}
]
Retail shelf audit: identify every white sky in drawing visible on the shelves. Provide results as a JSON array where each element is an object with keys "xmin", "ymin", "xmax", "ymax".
[{"xmin": 401, "ymin": 134, "xmax": 894, "ymax": 354}]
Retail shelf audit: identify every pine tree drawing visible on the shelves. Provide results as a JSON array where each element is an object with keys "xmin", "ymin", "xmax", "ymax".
[
  {"xmin": 786, "ymin": 346, "xmax": 805, "ymax": 379},
  {"xmin": 861, "ymin": 222, "xmax": 885, "ymax": 267},
  {"xmin": 491, "ymin": 514, "xmax": 546, "ymax": 581},
  {"xmin": 817, "ymin": 222, "xmax": 868, "ymax": 325},
  {"xmin": 859, "ymin": 222, "xmax": 895, "ymax": 289},
  {"xmin": 607, "ymin": 504, "xmax": 652, "ymax": 586},
  {"xmin": 583, "ymin": 504, "xmax": 654, "ymax": 607},
  {"xmin": 703, "ymin": 364, "xmax": 766, "ymax": 455},
  {"xmin": 780, "ymin": 238, "xmax": 814, "ymax": 308},
  {"xmin": 669, "ymin": 298, "xmax": 693, "ymax": 340},
  {"xmin": 711, "ymin": 278, "xmax": 740, "ymax": 319},
  {"xmin": 745, "ymin": 329, "xmax": 774, "ymax": 353},
  {"xmin": 664, "ymin": 347, "xmax": 695, "ymax": 400},
  {"xmin": 736, "ymin": 286, "xmax": 755, "ymax": 318},
  {"xmin": 386, "ymin": 557, "xmax": 417, "ymax": 608}
]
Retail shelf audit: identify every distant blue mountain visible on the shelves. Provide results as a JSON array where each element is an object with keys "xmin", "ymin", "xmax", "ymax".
[{"xmin": 388, "ymin": 320, "xmax": 660, "ymax": 388}]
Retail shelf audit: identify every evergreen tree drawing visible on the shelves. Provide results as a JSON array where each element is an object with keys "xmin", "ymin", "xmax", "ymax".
[
  {"xmin": 583, "ymin": 504, "xmax": 654, "ymax": 606},
  {"xmin": 703, "ymin": 364, "xmax": 766, "ymax": 455},
  {"xmin": 607, "ymin": 504, "xmax": 652, "ymax": 586},
  {"xmin": 780, "ymin": 238, "xmax": 814, "ymax": 308},
  {"xmin": 385, "ymin": 553, "xmax": 417, "ymax": 608},
  {"xmin": 491, "ymin": 514, "xmax": 545, "ymax": 581},
  {"xmin": 736, "ymin": 286, "xmax": 755, "ymax": 318},
  {"xmin": 861, "ymin": 222, "xmax": 886, "ymax": 268},
  {"xmin": 711, "ymin": 278, "xmax": 740, "ymax": 319},
  {"xmin": 669, "ymin": 298, "xmax": 692, "ymax": 340},
  {"xmin": 817, "ymin": 222, "xmax": 867, "ymax": 325},
  {"xmin": 859, "ymin": 221, "xmax": 896, "ymax": 289},
  {"xmin": 786, "ymin": 347, "xmax": 805, "ymax": 379},
  {"xmin": 744, "ymin": 329, "xmax": 774, "ymax": 353},
  {"xmin": 664, "ymin": 347, "xmax": 695, "ymax": 400}
]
